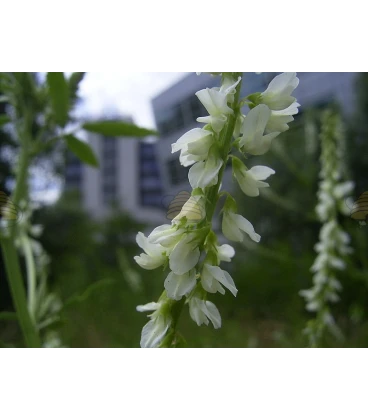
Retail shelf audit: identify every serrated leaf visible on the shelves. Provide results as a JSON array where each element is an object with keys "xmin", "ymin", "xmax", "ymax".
[
  {"xmin": 64, "ymin": 134, "xmax": 99, "ymax": 167},
  {"xmin": 0, "ymin": 114, "xmax": 10, "ymax": 127},
  {"xmin": 47, "ymin": 72, "xmax": 70, "ymax": 127},
  {"xmin": 82, "ymin": 120, "xmax": 157, "ymax": 137}
]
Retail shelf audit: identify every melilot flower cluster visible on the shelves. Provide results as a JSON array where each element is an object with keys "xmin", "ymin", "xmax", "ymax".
[
  {"xmin": 135, "ymin": 72, "xmax": 300, "ymax": 347},
  {"xmin": 300, "ymin": 109, "xmax": 354, "ymax": 346}
]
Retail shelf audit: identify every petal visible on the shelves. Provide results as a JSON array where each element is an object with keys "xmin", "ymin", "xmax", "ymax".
[
  {"xmin": 235, "ymin": 171, "xmax": 260, "ymax": 197},
  {"xmin": 206, "ymin": 265, "xmax": 238, "ymax": 297},
  {"xmin": 202, "ymin": 301, "xmax": 222, "ymax": 329},
  {"xmin": 140, "ymin": 315, "xmax": 171, "ymax": 348},
  {"xmin": 164, "ymin": 269, "xmax": 197, "ymax": 300},
  {"xmin": 136, "ymin": 302, "xmax": 160, "ymax": 312},
  {"xmin": 188, "ymin": 157, "xmax": 223, "ymax": 189},
  {"xmin": 169, "ymin": 235, "xmax": 200, "ymax": 275},
  {"xmin": 134, "ymin": 253, "xmax": 165, "ymax": 270},
  {"xmin": 242, "ymin": 104, "xmax": 270, "ymax": 141},
  {"xmin": 222, "ymin": 212, "xmax": 243, "ymax": 242},
  {"xmin": 247, "ymin": 165, "xmax": 275, "ymax": 181},
  {"xmin": 217, "ymin": 244, "xmax": 235, "ymax": 262},
  {"xmin": 189, "ymin": 298, "xmax": 209, "ymax": 327},
  {"xmin": 232, "ymin": 213, "xmax": 261, "ymax": 243}
]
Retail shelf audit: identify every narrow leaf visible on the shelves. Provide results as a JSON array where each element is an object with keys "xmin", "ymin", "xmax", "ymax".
[
  {"xmin": 69, "ymin": 72, "xmax": 86, "ymax": 102},
  {"xmin": 82, "ymin": 120, "xmax": 157, "ymax": 137},
  {"xmin": 47, "ymin": 72, "xmax": 69, "ymax": 127},
  {"xmin": 64, "ymin": 134, "xmax": 99, "ymax": 167}
]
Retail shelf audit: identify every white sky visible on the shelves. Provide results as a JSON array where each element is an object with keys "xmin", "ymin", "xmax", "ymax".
[{"xmin": 75, "ymin": 72, "xmax": 189, "ymax": 128}]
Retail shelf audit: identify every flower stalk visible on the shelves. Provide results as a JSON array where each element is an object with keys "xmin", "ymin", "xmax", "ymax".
[{"xmin": 135, "ymin": 72, "xmax": 300, "ymax": 347}]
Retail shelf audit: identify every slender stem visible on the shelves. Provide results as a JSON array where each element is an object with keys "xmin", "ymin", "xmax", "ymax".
[
  {"xmin": 1, "ymin": 238, "xmax": 41, "ymax": 347},
  {"xmin": 20, "ymin": 234, "xmax": 37, "ymax": 321},
  {"xmin": 0, "ymin": 109, "xmax": 41, "ymax": 347}
]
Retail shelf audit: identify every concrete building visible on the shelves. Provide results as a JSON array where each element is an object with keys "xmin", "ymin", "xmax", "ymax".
[
  {"xmin": 151, "ymin": 72, "xmax": 358, "ymax": 198},
  {"xmin": 65, "ymin": 122, "xmax": 166, "ymax": 225}
]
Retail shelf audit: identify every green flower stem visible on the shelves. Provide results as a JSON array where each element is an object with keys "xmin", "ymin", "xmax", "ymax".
[
  {"xmin": 161, "ymin": 73, "xmax": 243, "ymax": 347},
  {"xmin": 20, "ymin": 234, "xmax": 37, "ymax": 321},
  {"xmin": 1, "ymin": 238, "xmax": 41, "ymax": 347},
  {"xmin": 0, "ymin": 111, "xmax": 41, "ymax": 347}
]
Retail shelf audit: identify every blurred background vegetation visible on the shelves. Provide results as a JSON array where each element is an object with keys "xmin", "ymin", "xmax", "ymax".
[{"xmin": 1, "ymin": 72, "xmax": 368, "ymax": 348}]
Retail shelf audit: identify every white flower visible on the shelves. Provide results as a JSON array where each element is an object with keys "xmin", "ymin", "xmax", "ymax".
[
  {"xmin": 196, "ymin": 88, "xmax": 233, "ymax": 132},
  {"xmin": 265, "ymin": 102, "xmax": 300, "ymax": 134},
  {"xmin": 140, "ymin": 315, "xmax": 171, "ymax": 348},
  {"xmin": 148, "ymin": 224, "xmax": 185, "ymax": 248},
  {"xmin": 164, "ymin": 269, "xmax": 197, "ymax": 300},
  {"xmin": 136, "ymin": 302, "xmax": 171, "ymax": 348},
  {"xmin": 233, "ymin": 163, "xmax": 275, "ymax": 197},
  {"xmin": 188, "ymin": 155, "xmax": 223, "ymax": 189},
  {"xmin": 169, "ymin": 233, "xmax": 200, "ymax": 275},
  {"xmin": 216, "ymin": 244, "xmax": 235, "ymax": 262},
  {"xmin": 259, "ymin": 72, "xmax": 299, "ymax": 110},
  {"xmin": 171, "ymin": 128, "xmax": 214, "ymax": 167},
  {"xmin": 333, "ymin": 181, "xmax": 354, "ymax": 199},
  {"xmin": 189, "ymin": 297, "xmax": 221, "ymax": 329},
  {"xmin": 219, "ymin": 76, "xmax": 241, "ymax": 103},
  {"xmin": 134, "ymin": 232, "xmax": 167, "ymax": 270},
  {"xmin": 222, "ymin": 211, "xmax": 261, "ymax": 243},
  {"xmin": 240, "ymin": 104, "xmax": 279, "ymax": 155},
  {"xmin": 201, "ymin": 264, "xmax": 238, "ymax": 296}
]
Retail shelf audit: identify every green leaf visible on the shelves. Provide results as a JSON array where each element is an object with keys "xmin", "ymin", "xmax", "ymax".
[
  {"xmin": 64, "ymin": 134, "xmax": 99, "ymax": 167},
  {"xmin": 82, "ymin": 120, "xmax": 157, "ymax": 137},
  {"xmin": 0, "ymin": 95, "xmax": 9, "ymax": 103},
  {"xmin": 47, "ymin": 72, "xmax": 70, "ymax": 127},
  {"xmin": 69, "ymin": 72, "xmax": 86, "ymax": 102},
  {"xmin": 0, "ymin": 114, "xmax": 10, "ymax": 127},
  {"xmin": 0, "ymin": 312, "xmax": 18, "ymax": 321}
]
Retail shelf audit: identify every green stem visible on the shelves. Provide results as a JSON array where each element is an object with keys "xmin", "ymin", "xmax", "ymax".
[
  {"xmin": 0, "ymin": 110, "xmax": 41, "ymax": 347},
  {"xmin": 1, "ymin": 238, "xmax": 41, "ymax": 347},
  {"xmin": 20, "ymin": 234, "xmax": 37, "ymax": 321}
]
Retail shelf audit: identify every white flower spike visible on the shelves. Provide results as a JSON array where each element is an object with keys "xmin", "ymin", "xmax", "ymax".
[{"xmin": 135, "ymin": 72, "xmax": 300, "ymax": 347}]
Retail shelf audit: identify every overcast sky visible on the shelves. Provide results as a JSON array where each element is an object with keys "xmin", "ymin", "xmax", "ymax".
[{"xmin": 75, "ymin": 72, "xmax": 189, "ymax": 129}]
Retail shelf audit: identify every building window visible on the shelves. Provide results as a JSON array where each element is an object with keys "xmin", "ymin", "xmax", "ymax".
[
  {"xmin": 156, "ymin": 104, "xmax": 185, "ymax": 136},
  {"xmin": 102, "ymin": 136, "xmax": 117, "ymax": 204},
  {"xmin": 167, "ymin": 158, "xmax": 189, "ymax": 185}
]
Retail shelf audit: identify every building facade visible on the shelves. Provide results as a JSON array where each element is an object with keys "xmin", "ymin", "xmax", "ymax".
[{"xmin": 65, "ymin": 125, "xmax": 165, "ymax": 225}]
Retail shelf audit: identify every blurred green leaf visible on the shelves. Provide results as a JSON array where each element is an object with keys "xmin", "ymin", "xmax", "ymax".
[
  {"xmin": 0, "ymin": 115, "xmax": 10, "ymax": 127},
  {"xmin": 0, "ymin": 95, "xmax": 9, "ymax": 103},
  {"xmin": 64, "ymin": 134, "xmax": 99, "ymax": 167},
  {"xmin": 0, "ymin": 312, "xmax": 17, "ymax": 321},
  {"xmin": 82, "ymin": 120, "xmax": 157, "ymax": 137},
  {"xmin": 69, "ymin": 72, "xmax": 86, "ymax": 102},
  {"xmin": 46, "ymin": 72, "xmax": 69, "ymax": 127}
]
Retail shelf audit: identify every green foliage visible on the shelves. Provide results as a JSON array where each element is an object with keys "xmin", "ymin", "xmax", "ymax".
[
  {"xmin": 82, "ymin": 120, "xmax": 157, "ymax": 137},
  {"xmin": 46, "ymin": 72, "xmax": 70, "ymax": 127},
  {"xmin": 64, "ymin": 134, "xmax": 99, "ymax": 167},
  {"xmin": 0, "ymin": 114, "xmax": 10, "ymax": 127}
]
